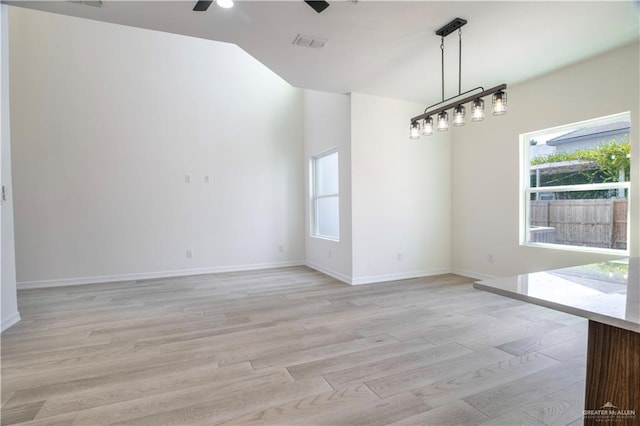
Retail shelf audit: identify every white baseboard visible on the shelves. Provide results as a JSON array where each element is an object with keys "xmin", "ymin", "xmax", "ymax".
[
  {"xmin": 17, "ymin": 262, "xmax": 495, "ymax": 290},
  {"xmin": 350, "ymin": 268, "xmax": 452, "ymax": 285},
  {"xmin": 304, "ymin": 261, "xmax": 352, "ymax": 285},
  {"xmin": 1, "ymin": 311, "xmax": 21, "ymax": 332},
  {"xmin": 305, "ymin": 264, "xmax": 463, "ymax": 286},
  {"xmin": 450, "ymin": 267, "xmax": 497, "ymax": 281},
  {"xmin": 17, "ymin": 261, "xmax": 305, "ymax": 290}
]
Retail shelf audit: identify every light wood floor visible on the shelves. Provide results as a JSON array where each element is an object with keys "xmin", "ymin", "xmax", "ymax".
[{"xmin": 1, "ymin": 267, "xmax": 588, "ymax": 425}]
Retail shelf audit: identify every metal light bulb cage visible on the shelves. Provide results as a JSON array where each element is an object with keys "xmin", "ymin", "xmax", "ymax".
[
  {"xmin": 422, "ymin": 116, "xmax": 434, "ymax": 136},
  {"xmin": 471, "ymin": 98, "xmax": 485, "ymax": 122},
  {"xmin": 410, "ymin": 121, "xmax": 421, "ymax": 139},
  {"xmin": 453, "ymin": 104, "xmax": 466, "ymax": 127},
  {"xmin": 492, "ymin": 90, "xmax": 507, "ymax": 116},
  {"xmin": 437, "ymin": 111, "xmax": 449, "ymax": 132}
]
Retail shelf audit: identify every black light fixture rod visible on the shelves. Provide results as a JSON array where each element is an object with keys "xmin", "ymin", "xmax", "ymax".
[
  {"xmin": 458, "ymin": 29, "xmax": 462, "ymax": 95},
  {"xmin": 440, "ymin": 37, "xmax": 445, "ymax": 102},
  {"xmin": 411, "ymin": 83, "xmax": 506, "ymax": 123},
  {"xmin": 422, "ymin": 86, "xmax": 484, "ymax": 115}
]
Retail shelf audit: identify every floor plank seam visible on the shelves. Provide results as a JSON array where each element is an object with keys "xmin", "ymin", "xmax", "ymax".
[{"xmin": 318, "ymin": 374, "xmax": 335, "ymax": 391}]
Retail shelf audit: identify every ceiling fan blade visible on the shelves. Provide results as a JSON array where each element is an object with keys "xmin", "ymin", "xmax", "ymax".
[
  {"xmin": 304, "ymin": 1, "xmax": 330, "ymax": 14},
  {"xmin": 193, "ymin": 1, "xmax": 213, "ymax": 12}
]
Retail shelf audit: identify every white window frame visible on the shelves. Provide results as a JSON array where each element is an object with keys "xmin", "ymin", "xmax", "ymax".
[
  {"xmin": 311, "ymin": 148, "xmax": 339, "ymax": 241},
  {"xmin": 519, "ymin": 112, "xmax": 631, "ymax": 255}
]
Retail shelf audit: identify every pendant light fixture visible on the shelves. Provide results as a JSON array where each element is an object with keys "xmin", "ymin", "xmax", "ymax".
[{"xmin": 410, "ymin": 18, "xmax": 507, "ymax": 138}]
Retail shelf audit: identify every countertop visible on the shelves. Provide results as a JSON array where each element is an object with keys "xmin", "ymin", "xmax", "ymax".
[{"xmin": 474, "ymin": 257, "xmax": 639, "ymax": 333}]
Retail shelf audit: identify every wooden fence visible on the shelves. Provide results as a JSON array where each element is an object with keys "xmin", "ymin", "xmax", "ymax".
[{"xmin": 530, "ymin": 199, "xmax": 627, "ymax": 249}]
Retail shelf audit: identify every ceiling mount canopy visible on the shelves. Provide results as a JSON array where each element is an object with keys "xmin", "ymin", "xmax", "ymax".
[
  {"xmin": 435, "ymin": 17, "xmax": 467, "ymax": 37},
  {"xmin": 410, "ymin": 18, "xmax": 507, "ymax": 139}
]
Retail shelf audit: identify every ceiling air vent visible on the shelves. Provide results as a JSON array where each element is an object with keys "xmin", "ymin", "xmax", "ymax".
[
  {"xmin": 68, "ymin": 0, "xmax": 103, "ymax": 7},
  {"xmin": 293, "ymin": 34, "xmax": 327, "ymax": 49}
]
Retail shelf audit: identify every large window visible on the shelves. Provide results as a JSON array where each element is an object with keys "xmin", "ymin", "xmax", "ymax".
[
  {"xmin": 520, "ymin": 112, "xmax": 630, "ymax": 253},
  {"xmin": 311, "ymin": 149, "xmax": 339, "ymax": 240}
]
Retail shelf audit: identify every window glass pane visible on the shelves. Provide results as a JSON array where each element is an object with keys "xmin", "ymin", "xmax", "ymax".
[
  {"xmin": 523, "ymin": 113, "xmax": 630, "ymax": 252},
  {"xmin": 316, "ymin": 196, "xmax": 339, "ymax": 239},
  {"xmin": 316, "ymin": 151, "xmax": 339, "ymax": 196},
  {"xmin": 529, "ymin": 120, "xmax": 630, "ymax": 188},
  {"xmin": 528, "ymin": 191, "xmax": 628, "ymax": 250}
]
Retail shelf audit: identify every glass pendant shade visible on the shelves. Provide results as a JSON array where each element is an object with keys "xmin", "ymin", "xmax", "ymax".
[
  {"xmin": 471, "ymin": 98, "xmax": 485, "ymax": 121},
  {"xmin": 421, "ymin": 116, "xmax": 433, "ymax": 136},
  {"xmin": 492, "ymin": 90, "xmax": 507, "ymax": 115},
  {"xmin": 437, "ymin": 111, "xmax": 449, "ymax": 132},
  {"xmin": 453, "ymin": 105, "xmax": 466, "ymax": 127},
  {"xmin": 410, "ymin": 121, "xmax": 421, "ymax": 139}
]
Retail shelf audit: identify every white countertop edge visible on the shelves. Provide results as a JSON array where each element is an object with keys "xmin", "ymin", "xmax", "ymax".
[{"xmin": 473, "ymin": 282, "xmax": 640, "ymax": 334}]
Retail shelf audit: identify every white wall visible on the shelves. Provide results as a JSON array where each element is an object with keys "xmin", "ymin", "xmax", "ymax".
[
  {"xmin": 452, "ymin": 41, "xmax": 640, "ymax": 278},
  {"xmin": 350, "ymin": 93, "xmax": 452, "ymax": 284},
  {"xmin": 1, "ymin": 4, "xmax": 20, "ymax": 331},
  {"xmin": 9, "ymin": 7, "xmax": 304, "ymax": 287},
  {"xmin": 303, "ymin": 90, "xmax": 352, "ymax": 282},
  {"xmin": 305, "ymin": 91, "xmax": 453, "ymax": 285},
  {"xmin": 10, "ymin": 7, "xmax": 637, "ymax": 290}
]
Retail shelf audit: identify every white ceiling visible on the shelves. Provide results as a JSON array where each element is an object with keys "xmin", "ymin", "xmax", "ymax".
[{"xmin": 8, "ymin": 1, "xmax": 640, "ymax": 104}]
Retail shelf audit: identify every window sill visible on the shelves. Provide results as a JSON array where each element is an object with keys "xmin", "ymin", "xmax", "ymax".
[
  {"xmin": 522, "ymin": 242, "xmax": 629, "ymax": 256},
  {"xmin": 311, "ymin": 235, "xmax": 340, "ymax": 243}
]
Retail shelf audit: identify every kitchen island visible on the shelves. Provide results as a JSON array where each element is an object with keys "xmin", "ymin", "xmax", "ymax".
[{"xmin": 474, "ymin": 258, "xmax": 639, "ymax": 425}]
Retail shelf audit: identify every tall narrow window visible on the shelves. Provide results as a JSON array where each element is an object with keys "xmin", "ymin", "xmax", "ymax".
[
  {"xmin": 521, "ymin": 112, "xmax": 631, "ymax": 253},
  {"xmin": 312, "ymin": 149, "xmax": 339, "ymax": 240}
]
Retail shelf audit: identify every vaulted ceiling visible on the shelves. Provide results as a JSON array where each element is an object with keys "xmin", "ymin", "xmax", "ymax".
[{"xmin": 8, "ymin": 1, "xmax": 640, "ymax": 104}]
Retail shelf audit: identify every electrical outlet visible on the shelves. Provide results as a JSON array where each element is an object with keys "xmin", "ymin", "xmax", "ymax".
[
  {"xmin": 328, "ymin": 250, "xmax": 332, "ymax": 259},
  {"xmin": 204, "ymin": 175, "xmax": 210, "ymax": 183},
  {"xmin": 186, "ymin": 250, "xmax": 193, "ymax": 259},
  {"xmin": 396, "ymin": 252, "xmax": 403, "ymax": 261},
  {"xmin": 487, "ymin": 254, "xmax": 495, "ymax": 263},
  {"xmin": 184, "ymin": 174, "xmax": 192, "ymax": 183},
  {"xmin": 278, "ymin": 245, "xmax": 284, "ymax": 253}
]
